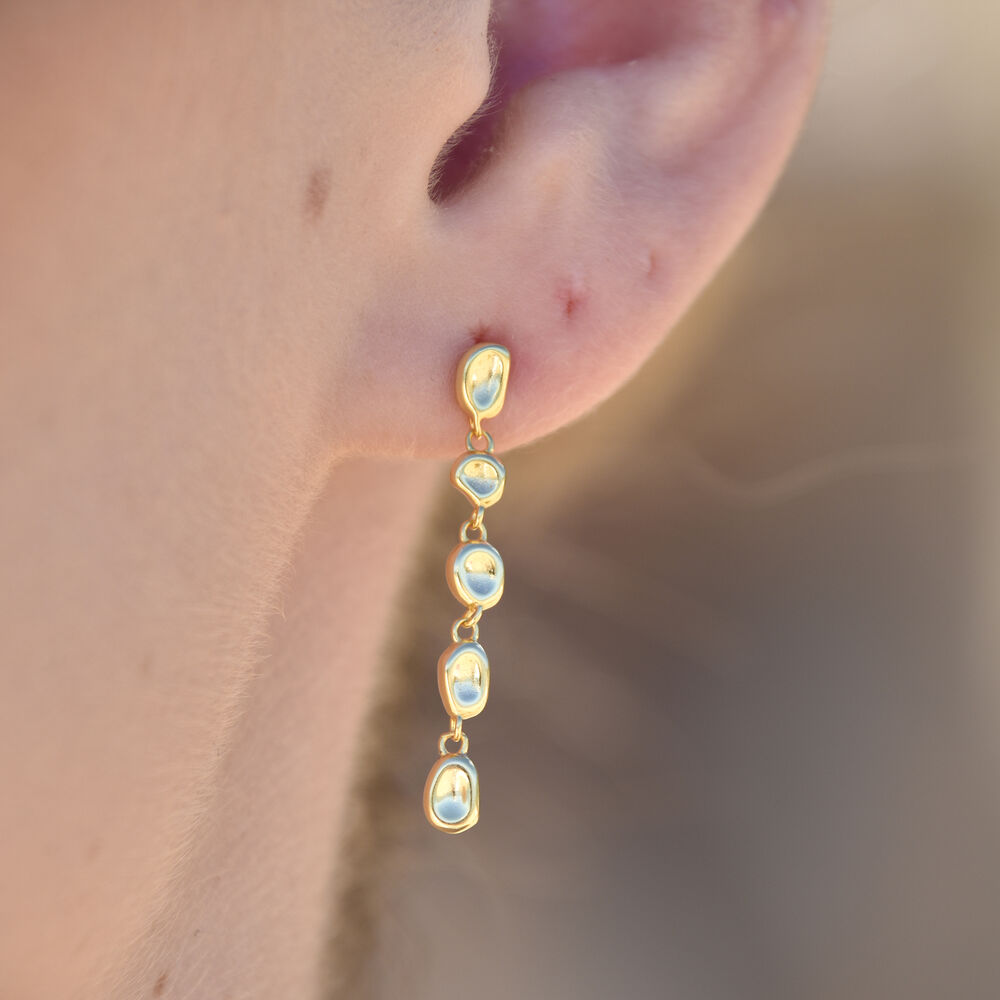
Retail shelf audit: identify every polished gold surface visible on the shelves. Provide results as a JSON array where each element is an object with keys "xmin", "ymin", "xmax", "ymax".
[
  {"xmin": 438, "ymin": 641, "xmax": 490, "ymax": 720},
  {"xmin": 451, "ymin": 453, "xmax": 506, "ymax": 508},
  {"xmin": 425, "ymin": 343, "xmax": 510, "ymax": 833},
  {"xmin": 423, "ymin": 753, "xmax": 480, "ymax": 834},
  {"xmin": 455, "ymin": 344, "xmax": 510, "ymax": 435},
  {"xmin": 446, "ymin": 541, "xmax": 504, "ymax": 610}
]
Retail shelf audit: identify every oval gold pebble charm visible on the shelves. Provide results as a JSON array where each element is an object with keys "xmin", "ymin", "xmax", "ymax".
[
  {"xmin": 451, "ymin": 453, "xmax": 506, "ymax": 507},
  {"xmin": 438, "ymin": 641, "xmax": 490, "ymax": 719},
  {"xmin": 424, "ymin": 753, "xmax": 480, "ymax": 833},
  {"xmin": 446, "ymin": 541, "xmax": 504, "ymax": 609},
  {"xmin": 456, "ymin": 344, "xmax": 510, "ymax": 431}
]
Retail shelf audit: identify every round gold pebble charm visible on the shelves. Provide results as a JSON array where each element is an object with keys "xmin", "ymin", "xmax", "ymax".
[
  {"xmin": 424, "ymin": 752, "xmax": 480, "ymax": 834},
  {"xmin": 438, "ymin": 641, "xmax": 490, "ymax": 720},
  {"xmin": 451, "ymin": 453, "xmax": 506, "ymax": 507},
  {"xmin": 423, "ymin": 343, "xmax": 510, "ymax": 834},
  {"xmin": 446, "ymin": 540, "xmax": 504, "ymax": 609},
  {"xmin": 455, "ymin": 344, "xmax": 509, "ymax": 433}
]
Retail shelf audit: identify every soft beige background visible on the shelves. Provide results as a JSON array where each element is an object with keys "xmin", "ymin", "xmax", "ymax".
[{"xmin": 331, "ymin": 3, "xmax": 1000, "ymax": 997}]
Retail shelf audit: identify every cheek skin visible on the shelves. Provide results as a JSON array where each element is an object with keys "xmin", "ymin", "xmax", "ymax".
[{"xmin": 0, "ymin": 2, "xmax": 494, "ymax": 997}]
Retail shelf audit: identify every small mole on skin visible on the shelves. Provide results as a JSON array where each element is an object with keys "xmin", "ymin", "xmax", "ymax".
[
  {"xmin": 558, "ymin": 276, "xmax": 589, "ymax": 322},
  {"xmin": 645, "ymin": 250, "xmax": 658, "ymax": 280},
  {"xmin": 562, "ymin": 289, "xmax": 584, "ymax": 320},
  {"xmin": 152, "ymin": 972, "xmax": 168, "ymax": 997},
  {"xmin": 303, "ymin": 166, "xmax": 332, "ymax": 223}
]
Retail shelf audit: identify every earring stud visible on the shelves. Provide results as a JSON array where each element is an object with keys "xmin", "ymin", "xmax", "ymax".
[{"xmin": 423, "ymin": 343, "xmax": 510, "ymax": 834}]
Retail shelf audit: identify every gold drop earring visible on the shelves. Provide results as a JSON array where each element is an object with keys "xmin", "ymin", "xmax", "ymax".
[{"xmin": 423, "ymin": 343, "xmax": 510, "ymax": 834}]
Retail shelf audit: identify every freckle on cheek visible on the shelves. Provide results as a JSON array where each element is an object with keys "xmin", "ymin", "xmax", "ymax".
[
  {"xmin": 303, "ymin": 167, "xmax": 332, "ymax": 223},
  {"xmin": 153, "ymin": 971, "xmax": 169, "ymax": 997}
]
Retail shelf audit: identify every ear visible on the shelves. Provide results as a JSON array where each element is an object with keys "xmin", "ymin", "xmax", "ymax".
[{"xmin": 343, "ymin": 0, "xmax": 828, "ymax": 457}]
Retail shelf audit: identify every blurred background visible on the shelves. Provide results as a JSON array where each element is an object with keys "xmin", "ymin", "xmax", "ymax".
[{"xmin": 331, "ymin": 2, "xmax": 1000, "ymax": 997}]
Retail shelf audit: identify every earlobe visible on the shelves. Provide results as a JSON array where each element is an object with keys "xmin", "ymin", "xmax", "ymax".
[{"xmin": 347, "ymin": 0, "xmax": 828, "ymax": 458}]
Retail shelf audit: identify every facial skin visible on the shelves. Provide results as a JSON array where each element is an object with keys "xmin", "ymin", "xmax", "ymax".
[{"xmin": 0, "ymin": 1, "xmax": 826, "ymax": 996}]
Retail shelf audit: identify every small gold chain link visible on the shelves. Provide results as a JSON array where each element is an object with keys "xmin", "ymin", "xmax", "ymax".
[
  {"xmin": 438, "ymin": 728, "xmax": 470, "ymax": 756},
  {"xmin": 466, "ymin": 428, "xmax": 495, "ymax": 453},
  {"xmin": 459, "ymin": 515, "xmax": 488, "ymax": 542}
]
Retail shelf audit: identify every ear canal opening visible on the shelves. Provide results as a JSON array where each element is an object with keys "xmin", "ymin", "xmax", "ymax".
[
  {"xmin": 428, "ymin": 30, "xmax": 508, "ymax": 204},
  {"xmin": 428, "ymin": 89, "xmax": 507, "ymax": 204}
]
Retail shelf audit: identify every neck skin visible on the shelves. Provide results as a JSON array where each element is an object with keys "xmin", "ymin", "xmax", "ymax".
[{"xmin": 108, "ymin": 458, "xmax": 442, "ymax": 999}]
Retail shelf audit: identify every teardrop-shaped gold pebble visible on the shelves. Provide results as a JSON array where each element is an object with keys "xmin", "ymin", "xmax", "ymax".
[
  {"xmin": 438, "ymin": 641, "xmax": 490, "ymax": 719},
  {"xmin": 451, "ymin": 453, "xmax": 506, "ymax": 508},
  {"xmin": 456, "ymin": 344, "xmax": 510, "ymax": 426},
  {"xmin": 446, "ymin": 541, "xmax": 504, "ymax": 609},
  {"xmin": 424, "ymin": 753, "xmax": 480, "ymax": 833}
]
